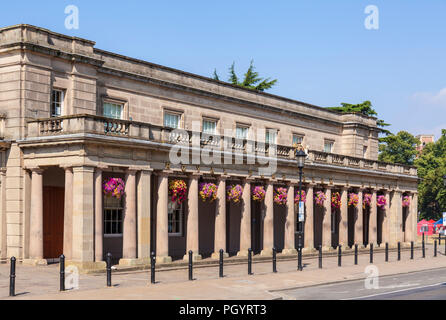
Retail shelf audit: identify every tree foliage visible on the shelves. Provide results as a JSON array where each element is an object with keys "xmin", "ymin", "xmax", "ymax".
[
  {"xmin": 378, "ymin": 131, "xmax": 420, "ymax": 165},
  {"xmin": 213, "ymin": 60, "xmax": 277, "ymax": 92},
  {"xmin": 327, "ymin": 101, "xmax": 391, "ymax": 136},
  {"xmin": 415, "ymin": 129, "xmax": 446, "ymax": 220}
]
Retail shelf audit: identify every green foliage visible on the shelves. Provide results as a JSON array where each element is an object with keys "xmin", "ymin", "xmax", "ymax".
[
  {"xmin": 415, "ymin": 129, "xmax": 446, "ymax": 220},
  {"xmin": 378, "ymin": 131, "xmax": 420, "ymax": 165},
  {"xmin": 213, "ymin": 60, "xmax": 277, "ymax": 92},
  {"xmin": 327, "ymin": 101, "xmax": 391, "ymax": 135}
]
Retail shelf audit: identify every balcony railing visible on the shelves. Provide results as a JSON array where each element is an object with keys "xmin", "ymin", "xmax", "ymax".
[{"xmin": 26, "ymin": 114, "xmax": 417, "ymax": 176}]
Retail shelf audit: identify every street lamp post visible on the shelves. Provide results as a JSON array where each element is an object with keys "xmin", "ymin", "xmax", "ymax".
[{"xmin": 295, "ymin": 148, "xmax": 307, "ymax": 262}]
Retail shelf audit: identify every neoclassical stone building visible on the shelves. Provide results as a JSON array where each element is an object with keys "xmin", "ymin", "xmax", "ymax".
[{"xmin": 0, "ymin": 25, "xmax": 418, "ymax": 270}]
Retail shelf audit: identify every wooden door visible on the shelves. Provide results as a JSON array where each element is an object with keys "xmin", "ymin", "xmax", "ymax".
[{"xmin": 43, "ymin": 186, "xmax": 65, "ymax": 259}]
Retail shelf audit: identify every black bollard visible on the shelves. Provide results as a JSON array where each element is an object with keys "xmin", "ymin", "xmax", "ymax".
[
  {"xmin": 434, "ymin": 240, "xmax": 437, "ymax": 257},
  {"xmin": 398, "ymin": 242, "xmax": 401, "ymax": 261},
  {"xmin": 370, "ymin": 244, "xmax": 373, "ymax": 263},
  {"xmin": 439, "ymin": 235, "xmax": 442, "ymax": 246},
  {"xmin": 297, "ymin": 246, "xmax": 303, "ymax": 271},
  {"xmin": 188, "ymin": 250, "xmax": 193, "ymax": 281},
  {"xmin": 248, "ymin": 248, "xmax": 253, "ymax": 275},
  {"xmin": 219, "ymin": 249, "xmax": 224, "ymax": 278},
  {"xmin": 354, "ymin": 244, "xmax": 358, "ymax": 265},
  {"xmin": 106, "ymin": 252, "xmax": 112, "ymax": 287},
  {"xmin": 9, "ymin": 257, "xmax": 16, "ymax": 297},
  {"xmin": 422, "ymin": 238, "xmax": 426, "ymax": 258},
  {"xmin": 385, "ymin": 243, "xmax": 389, "ymax": 262},
  {"xmin": 338, "ymin": 245, "xmax": 342, "ymax": 267},
  {"xmin": 150, "ymin": 252, "xmax": 156, "ymax": 284},
  {"xmin": 411, "ymin": 241, "xmax": 414, "ymax": 260},
  {"xmin": 318, "ymin": 245, "xmax": 322, "ymax": 269},
  {"xmin": 60, "ymin": 254, "xmax": 65, "ymax": 291},
  {"xmin": 272, "ymin": 248, "xmax": 277, "ymax": 273}
]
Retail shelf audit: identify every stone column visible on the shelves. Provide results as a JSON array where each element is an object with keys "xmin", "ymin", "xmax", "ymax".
[
  {"xmin": 237, "ymin": 179, "xmax": 252, "ymax": 257},
  {"xmin": 25, "ymin": 168, "xmax": 46, "ymax": 265},
  {"xmin": 382, "ymin": 190, "xmax": 390, "ymax": 244},
  {"xmin": 283, "ymin": 183, "xmax": 297, "ymax": 255},
  {"xmin": 355, "ymin": 189, "xmax": 364, "ymax": 247},
  {"xmin": 121, "ymin": 170, "xmax": 137, "ymax": 263},
  {"xmin": 0, "ymin": 169, "xmax": 6, "ymax": 260},
  {"xmin": 389, "ymin": 190, "xmax": 403, "ymax": 246},
  {"xmin": 156, "ymin": 172, "xmax": 171, "ymax": 263},
  {"xmin": 369, "ymin": 190, "xmax": 378, "ymax": 246},
  {"xmin": 339, "ymin": 187, "xmax": 348, "ymax": 247},
  {"xmin": 409, "ymin": 192, "xmax": 418, "ymax": 243},
  {"xmin": 184, "ymin": 174, "xmax": 202, "ymax": 261},
  {"xmin": 63, "ymin": 167, "xmax": 74, "ymax": 261},
  {"xmin": 212, "ymin": 176, "xmax": 228, "ymax": 258},
  {"xmin": 303, "ymin": 184, "xmax": 314, "ymax": 252},
  {"xmin": 261, "ymin": 181, "xmax": 274, "ymax": 256},
  {"xmin": 322, "ymin": 186, "xmax": 332, "ymax": 250},
  {"xmin": 93, "ymin": 168, "xmax": 103, "ymax": 262},
  {"xmin": 137, "ymin": 170, "xmax": 152, "ymax": 260}
]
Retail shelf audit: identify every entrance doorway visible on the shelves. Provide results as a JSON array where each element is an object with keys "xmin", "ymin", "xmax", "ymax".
[
  {"xmin": 251, "ymin": 200, "xmax": 262, "ymax": 254},
  {"xmin": 43, "ymin": 186, "xmax": 65, "ymax": 260}
]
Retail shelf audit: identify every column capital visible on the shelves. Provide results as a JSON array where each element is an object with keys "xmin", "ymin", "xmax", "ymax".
[
  {"xmin": 243, "ymin": 177, "xmax": 256, "ymax": 183},
  {"xmin": 155, "ymin": 170, "xmax": 173, "ymax": 177},
  {"xmin": 72, "ymin": 165, "xmax": 96, "ymax": 173},
  {"xmin": 28, "ymin": 166, "xmax": 44, "ymax": 174}
]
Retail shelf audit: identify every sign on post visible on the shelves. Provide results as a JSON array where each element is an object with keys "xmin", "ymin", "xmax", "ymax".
[{"xmin": 298, "ymin": 201, "xmax": 305, "ymax": 222}]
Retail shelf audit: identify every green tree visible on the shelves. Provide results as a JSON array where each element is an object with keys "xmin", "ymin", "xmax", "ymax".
[
  {"xmin": 213, "ymin": 60, "xmax": 277, "ymax": 92},
  {"xmin": 327, "ymin": 101, "xmax": 391, "ymax": 136},
  {"xmin": 415, "ymin": 130, "xmax": 446, "ymax": 220},
  {"xmin": 378, "ymin": 131, "xmax": 420, "ymax": 165}
]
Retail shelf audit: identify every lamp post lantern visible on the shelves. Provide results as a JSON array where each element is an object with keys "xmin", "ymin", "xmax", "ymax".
[{"xmin": 295, "ymin": 147, "xmax": 307, "ymax": 254}]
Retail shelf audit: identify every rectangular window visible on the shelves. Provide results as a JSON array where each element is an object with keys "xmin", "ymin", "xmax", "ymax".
[
  {"xmin": 168, "ymin": 201, "xmax": 183, "ymax": 236},
  {"xmin": 363, "ymin": 146, "xmax": 368, "ymax": 157},
  {"xmin": 103, "ymin": 102, "xmax": 123, "ymax": 120},
  {"xmin": 265, "ymin": 129, "xmax": 277, "ymax": 144},
  {"xmin": 293, "ymin": 134, "xmax": 304, "ymax": 146},
  {"xmin": 203, "ymin": 119, "xmax": 217, "ymax": 134},
  {"xmin": 51, "ymin": 89, "xmax": 64, "ymax": 117},
  {"xmin": 324, "ymin": 140, "xmax": 334, "ymax": 153},
  {"xmin": 103, "ymin": 196, "xmax": 123, "ymax": 236},
  {"xmin": 236, "ymin": 125, "xmax": 249, "ymax": 140},
  {"xmin": 164, "ymin": 112, "xmax": 180, "ymax": 129}
]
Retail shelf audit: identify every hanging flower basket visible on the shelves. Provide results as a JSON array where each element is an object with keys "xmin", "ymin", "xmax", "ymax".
[
  {"xmin": 103, "ymin": 178, "xmax": 125, "ymax": 199},
  {"xmin": 199, "ymin": 182, "xmax": 218, "ymax": 202},
  {"xmin": 315, "ymin": 191, "xmax": 326, "ymax": 207},
  {"xmin": 252, "ymin": 186, "xmax": 266, "ymax": 202},
  {"xmin": 274, "ymin": 187, "xmax": 288, "ymax": 205},
  {"xmin": 294, "ymin": 190, "xmax": 306, "ymax": 204},
  {"xmin": 363, "ymin": 193, "xmax": 372, "ymax": 208},
  {"xmin": 402, "ymin": 196, "xmax": 411, "ymax": 207},
  {"xmin": 331, "ymin": 192, "xmax": 341, "ymax": 209},
  {"xmin": 377, "ymin": 195, "xmax": 387, "ymax": 208},
  {"xmin": 169, "ymin": 179, "xmax": 187, "ymax": 204},
  {"xmin": 226, "ymin": 184, "xmax": 243, "ymax": 203},
  {"xmin": 348, "ymin": 193, "xmax": 359, "ymax": 207}
]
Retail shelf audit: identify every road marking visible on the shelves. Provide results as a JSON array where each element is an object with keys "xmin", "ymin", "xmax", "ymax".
[{"xmin": 343, "ymin": 282, "xmax": 445, "ymax": 300}]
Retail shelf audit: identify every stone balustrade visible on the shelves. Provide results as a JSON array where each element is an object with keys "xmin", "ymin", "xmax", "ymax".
[{"xmin": 26, "ymin": 114, "xmax": 417, "ymax": 176}]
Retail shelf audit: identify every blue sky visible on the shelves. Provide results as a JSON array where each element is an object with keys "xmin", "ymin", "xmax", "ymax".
[{"xmin": 2, "ymin": 1, "xmax": 446, "ymax": 138}]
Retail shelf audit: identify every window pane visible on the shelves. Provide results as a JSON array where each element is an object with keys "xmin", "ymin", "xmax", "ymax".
[
  {"xmin": 164, "ymin": 113, "xmax": 180, "ymax": 129},
  {"xmin": 236, "ymin": 127, "xmax": 248, "ymax": 139},
  {"xmin": 203, "ymin": 120, "xmax": 216, "ymax": 134},
  {"xmin": 293, "ymin": 135, "xmax": 303, "ymax": 146},
  {"xmin": 103, "ymin": 103, "xmax": 123, "ymax": 120}
]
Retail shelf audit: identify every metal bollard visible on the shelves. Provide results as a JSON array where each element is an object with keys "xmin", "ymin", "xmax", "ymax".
[
  {"xmin": 248, "ymin": 248, "xmax": 253, "ymax": 275},
  {"xmin": 370, "ymin": 244, "xmax": 373, "ymax": 264},
  {"xmin": 219, "ymin": 249, "xmax": 224, "ymax": 278},
  {"xmin": 411, "ymin": 241, "xmax": 414, "ymax": 260},
  {"xmin": 297, "ymin": 246, "xmax": 303, "ymax": 271},
  {"xmin": 439, "ymin": 235, "xmax": 442, "ymax": 246},
  {"xmin": 9, "ymin": 257, "xmax": 16, "ymax": 297},
  {"xmin": 338, "ymin": 245, "xmax": 342, "ymax": 267},
  {"xmin": 60, "ymin": 254, "xmax": 65, "ymax": 291},
  {"xmin": 354, "ymin": 244, "xmax": 358, "ymax": 265},
  {"xmin": 106, "ymin": 252, "xmax": 112, "ymax": 287},
  {"xmin": 398, "ymin": 242, "xmax": 401, "ymax": 261},
  {"xmin": 422, "ymin": 238, "xmax": 426, "ymax": 258},
  {"xmin": 272, "ymin": 248, "xmax": 277, "ymax": 273},
  {"xmin": 385, "ymin": 243, "xmax": 389, "ymax": 262},
  {"xmin": 318, "ymin": 245, "xmax": 322, "ymax": 269},
  {"xmin": 150, "ymin": 252, "xmax": 156, "ymax": 284},
  {"xmin": 434, "ymin": 240, "xmax": 437, "ymax": 257},
  {"xmin": 188, "ymin": 250, "xmax": 193, "ymax": 281}
]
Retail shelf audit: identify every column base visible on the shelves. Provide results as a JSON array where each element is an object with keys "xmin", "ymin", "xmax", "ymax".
[
  {"xmin": 322, "ymin": 246, "xmax": 334, "ymax": 252},
  {"xmin": 302, "ymin": 247, "xmax": 316, "ymax": 254},
  {"xmin": 260, "ymin": 248, "xmax": 273, "ymax": 256},
  {"xmin": 155, "ymin": 255, "xmax": 172, "ymax": 264},
  {"xmin": 118, "ymin": 258, "xmax": 150, "ymax": 267},
  {"xmin": 65, "ymin": 260, "xmax": 106, "ymax": 273},
  {"xmin": 22, "ymin": 258, "xmax": 48, "ymax": 266},
  {"xmin": 236, "ymin": 250, "xmax": 249, "ymax": 257},
  {"xmin": 281, "ymin": 248, "xmax": 297, "ymax": 255},
  {"xmin": 183, "ymin": 253, "xmax": 202, "ymax": 261},
  {"xmin": 211, "ymin": 251, "xmax": 229, "ymax": 259}
]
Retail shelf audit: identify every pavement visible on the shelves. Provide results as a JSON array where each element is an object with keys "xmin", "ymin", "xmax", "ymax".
[{"xmin": 0, "ymin": 244, "xmax": 444, "ymax": 300}]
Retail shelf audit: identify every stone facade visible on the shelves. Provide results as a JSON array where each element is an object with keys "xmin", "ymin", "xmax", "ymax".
[{"xmin": 0, "ymin": 25, "xmax": 418, "ymax": 269}]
